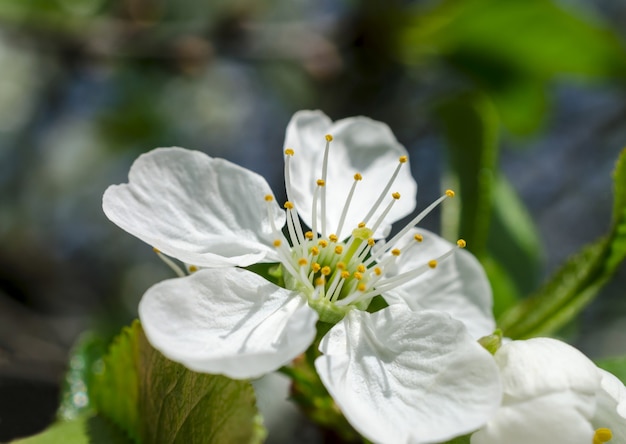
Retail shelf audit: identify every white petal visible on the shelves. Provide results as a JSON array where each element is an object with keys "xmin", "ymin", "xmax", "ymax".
[
  {"xmin": 284, "ymin": 110, "xmax": 417, "ymax": 238},
  {"xmin": 593, "ymin": 369, "xmax": 626, "ymax": 442},
  {"xmin": 470, "ymin": 392, "xmax": 595, "ymax": 444},
  {"xmin": 103, "ymin": 147, "xmax": 286, "ymax": 267},
  {"xmin": 494, "ymin": 338, "xmax": 601, "ymax": 402},
  {"xmin": 472, "ymin": 338, "xmax": 606, "ymax": 444},
  {"xmin": 138, "ymin": 268, "xmax": 318, "ymax": 379},
  {"xmin": 383, "ymin": 229, "xmax": 495, "ymax": 339},
  {"xmin": 315, "ymin": 305, "xmax": 501, "ymax": 444}
]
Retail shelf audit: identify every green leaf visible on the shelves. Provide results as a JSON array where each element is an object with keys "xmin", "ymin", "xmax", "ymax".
[
  {"xmin": 92, "ymin": 320, "xmax": 265, "ymax": 444},
  {"xmin": 12, "ymin": 415, "xmax": 131, "ymax": 444},
  {"xmin": 436, "ymin": 91, "xmax": 499, "ymax": 258},
  {"xmin": 443, "ymin": 434, "xmax": 471, "ymax": 444},
  {"xmin": 12, "ymin": 417, "xmax": 89, "ymax": 444},
  {"xmin": 596, "ymin": 356, "xmax": 626, "ymax": 385},
  {"xmin": 498, "ymin": 148, "xmax": 626, "ymax": 338}
]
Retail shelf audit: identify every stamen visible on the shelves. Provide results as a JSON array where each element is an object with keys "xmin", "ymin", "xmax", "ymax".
[
  {"xmin": 311, "ymin": 246, "xmax": 320, "ymax": 256},
  {"xmin": 335, "ymin": 172, "xmax": 363, "ymax": 238},
  {"xmin": 273, "ymin": 240, "xmax": 282, "ymax": 247},
  {"xmin": 305, "ymin": 231, "xmax": 314, "ymax": 240},
  {"xmin": 361, "ymin": 156, "xmax": 408, "ymax": 226},
  {"xmin": 376, "ymin": 191, "xmax": 453, "ymax": 260},
  {"xmin": 369, "ymin": 191, "xmax": 401, "ymax": 234},
  {"xmin": 282, "ymin": 153, "xmax": 307, "ymax": 247},
  {"xmin": 391, "ymin": 248, "xmax": 401, "ymax": 256},
  {"xmin": 312, "ymin": 263, "xmax": 321, "ymax": 273},
  {"xmin": 311, "ymin": 183, "xmax": 322, "ymax": 239},
  {"xmin": 357, "ymin": 283, "xmax": 367, "ymax": 292},
  {"xmin": 283, "ymin": 202, "xmax": 299, "ymax": 248},
  {"xmin": 298, "ymin": 258, "xmax": 308, "ymax": 266},
  {"xmin": 335, "ymin": 245, "xmax": 344, "ymax": 254},
  {"xmin": 428, "ymin": 259, "xmax": 438, "ymax": 268},
  {"xmin": 318, "ymin": 239, "xmax": 329, "ymax": 248},
  {"xmin": 153, "ymin": 248, "xmax": 185, "ymax": 278},
  {"xmin": 287, "ymin": 207, "xmax": 305, "ymax": 250},
  {"xmin": 457, "ymin": 239, "xmax": 467, "ymax": 248},
  {"xmin": 320, "ymin": 135, "xmax": 332, "ymax": 238},
  {"xmin": 327, "ymin": 273, "xmax": 346, "ymax": 301},
  {"xmin": 188, "ymin": 265, "xmax": 198, "ymax": 273},
  {"xmin": 321, "ymin": 266, "xmax": 331, "ymax": 276},
  {"xmin": 594, "ymin": 428, "xmax": 612, "ymax": 444},
  {"xmin": 414, "ymin": 234, "xmax": 423, "ymax": 242},
  {"xmin": 329, "ymin": 234, "xmax": 339, "ymax": 243}
]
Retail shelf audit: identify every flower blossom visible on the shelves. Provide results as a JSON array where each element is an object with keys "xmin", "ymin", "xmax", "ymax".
[
  {"xmin": 471, "ymin": 337, "xmax": 626, "ymax": 444},
  {"xmin": 103, "ymin": 110, "xmax": 501, "ymax": 443}
]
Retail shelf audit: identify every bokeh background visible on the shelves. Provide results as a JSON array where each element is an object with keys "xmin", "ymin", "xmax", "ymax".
[{"xmin": 1, "ymin": 0, "xmax": 626, "ymax": 440}]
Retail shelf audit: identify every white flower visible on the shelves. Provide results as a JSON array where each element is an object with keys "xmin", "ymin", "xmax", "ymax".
[
  {"xmin": 103, "ymin": 110, "xmax": 501, "ymax": 443},
  {"xmin": 471, "ymin": 337, "xmax": 626, "ymax": 444}
]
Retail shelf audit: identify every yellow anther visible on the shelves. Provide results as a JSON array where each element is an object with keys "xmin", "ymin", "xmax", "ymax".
[
  {"xmin": 357, "ymin": 264, "xmax": 366, "ymax": 273},
  {"xmin": 354, "ymin": 173, "xmax": 363, "ymax": 181},
  {"xmin": 374, "ymin": 267, "xmax": 382, "ymax": 276},
  {"xmin": 357, "ymin": 283, "xmax": 367, "ymax": 292},
  {"xmin": 392, "ymin": 192, "xmax": 401, "ymax": 200},
  {"xmin": 318, "ymin": 239, "xmax": 329, "ymax": 248},
  {"xmin": 353, "ymin": 272, "xmax": 363, "ymax": 280},
  {"xmin": 315, "ymin": 277, "xmax": 325, "ymax": 286},
  {"xmin": 264, "ymin": 194, "xmax": 274, "ymax": 202},
  {"xmin": 367, "ymin": 238, "xmax": 375, "ymax": 246},
  {"xmin": 341, "ymin": 271, "xmax": 350, "ymax": 279},
  {"xmin": 414, "ymin": 234, "xmax": 424, "ymax": 242},
  {"xmin": 329, "ymin": 234, "xmax": 338, "ymax": 242},
  {"xmin": 457, "ymin": 239, "xmax": 467, "ymax": 248},
  {"xmin": 305, "ymin": 231, "xmax": 314, "ymax": 240},
  {"xmin": 311, "ymin": 246, "xmax": 320, "ymax": 256},
  {"xmin": 298, "ymin": 258, "xmax": 308, "ymax": 266},
  {"xmin": 594, "ymin": 428, "xmax": 612, "ymax": 444},
  {"xmin": 358, "ymin": 222, "xmax": 366, "ymax": 228},
  {"xmin": 273, "ymin": 239, "xmax": 282, "ymax": 247},
  {"xmin": 391, "ymin": 248, "xmax": 401, "ymax": 256},
  {"xmin": 312, "ymin": 263, "xmax": 321, "ymax": 272},
  {"xmin": 325, "ymin": 134, "xmax": 333, "ymax": 142},
  {"xmin": 445, "ymin": 189, "xmax": 455, "ymax": 198},
  {"xmin": 321, "ymin": 266, "xmax": 331, "ymax": 276},
  {"xmin": 188, "ymin": 265, "xmax": 198, "ymax": 272},
  {"xmin": 428, "ymin": 259, "xmax": 438, "ymax": 269},
  {"xmin": 399, "ymin": 156, "xmax": 408, "ymax": 163},
  {"xmin": 336, "ymin": 261, "xmax": 346, "ymax": 270},
  {"xmin": 335, "ymin": 245, "xmax": 344, "ymax": 254},
  {"xmin": 317, "ymin": 179, "xmax": 326, "ymax": 187},
  {"xmin": 284, "ymin": 201, "xmax": 294, "ymax": 209},
  {"xmin": 284, "ymin": 148, "xmax": 294, "ymax": 156},
  {"xmin": 153, "ymin": 247, "xmax": 161, "ymax": 254}
]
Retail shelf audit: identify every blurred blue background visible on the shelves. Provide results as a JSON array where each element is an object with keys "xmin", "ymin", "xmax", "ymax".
[{"xmin": 1, "ymin": 0, "xmax": 626, "ymax": 440}]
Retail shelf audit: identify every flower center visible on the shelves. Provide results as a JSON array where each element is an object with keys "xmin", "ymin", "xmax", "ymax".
[{"xmin": 265, "ymin": 134, "xmax": 462, "ymax": 324}]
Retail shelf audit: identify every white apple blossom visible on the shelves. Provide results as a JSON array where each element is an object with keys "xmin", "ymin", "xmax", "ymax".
[
  {"xmin": 471, "ymin": 337, "xmax": 626, "ymax": 444},
  {"xmin": 103, "ymin": 110, "xmax": 501, "ymax": 443}
]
